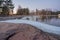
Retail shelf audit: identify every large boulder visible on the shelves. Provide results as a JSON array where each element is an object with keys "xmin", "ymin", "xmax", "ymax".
[{"xmin": 0, "ymin": 22, "xmax": 60, "ymax": 40}]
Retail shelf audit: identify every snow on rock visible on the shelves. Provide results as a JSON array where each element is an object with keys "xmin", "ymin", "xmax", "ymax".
[{"xmin": 0, "ymin": 19, "xmax": 60, "ymax": 35}]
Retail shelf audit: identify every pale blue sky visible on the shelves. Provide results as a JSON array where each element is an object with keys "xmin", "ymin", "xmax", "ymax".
[{"xmin": 13, "ymin": 0, "xmax": 60, "ymax": 12}]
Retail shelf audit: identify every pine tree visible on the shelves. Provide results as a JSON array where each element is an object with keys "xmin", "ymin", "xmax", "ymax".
[{"xmin": 1, "ymin": 5, "xmax": 9, "ymax": 16}]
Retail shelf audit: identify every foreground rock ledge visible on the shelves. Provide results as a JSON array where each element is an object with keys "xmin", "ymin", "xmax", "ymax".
[{"xmin": 0, "ymin": 22, "xmax": 60, "ymax": 40}]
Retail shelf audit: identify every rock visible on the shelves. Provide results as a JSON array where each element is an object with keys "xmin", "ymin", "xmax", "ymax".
[{"xmin": 0, "ymin": 22, "xmax": 60, "ymax": 40}]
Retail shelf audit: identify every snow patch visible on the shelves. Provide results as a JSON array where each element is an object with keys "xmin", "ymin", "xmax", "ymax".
[{"xmin": 0, "ymin": 19, "xmax": 60, "ymax": 35}]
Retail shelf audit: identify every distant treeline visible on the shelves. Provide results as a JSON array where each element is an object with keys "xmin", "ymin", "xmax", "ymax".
[{"xmin": 0, "ymin": 6, "xmax": 60, "ymax": 17}]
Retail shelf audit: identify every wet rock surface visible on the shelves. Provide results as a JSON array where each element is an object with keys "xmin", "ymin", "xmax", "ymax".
[{"xmin": 0, "ymin": 22, "xmax": 60, "ymax": 40}]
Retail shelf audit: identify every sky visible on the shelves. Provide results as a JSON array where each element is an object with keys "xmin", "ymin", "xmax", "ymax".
[{"xmin": 12, "ymin": 0, "xmax": 60, "ymax": 13}]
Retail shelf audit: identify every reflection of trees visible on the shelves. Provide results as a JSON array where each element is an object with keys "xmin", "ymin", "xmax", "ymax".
[{"xmin": 38, "ymin": 9, "xmax": 60, "ymax": 21}]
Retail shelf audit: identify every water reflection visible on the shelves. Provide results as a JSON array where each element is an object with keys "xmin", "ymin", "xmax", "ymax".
[{"xmin": 40, "ymin": 18, "xmax": 60, "ymax": 27}]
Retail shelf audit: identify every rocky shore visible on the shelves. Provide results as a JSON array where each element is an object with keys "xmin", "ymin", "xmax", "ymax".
[{"xmin": 0, "ymin": 22, "xmax": 60, "ymax": 40}]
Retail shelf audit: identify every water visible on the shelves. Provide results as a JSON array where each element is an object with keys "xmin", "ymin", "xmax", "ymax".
[{"xmin": 43, "ymin": 18, "xmax": 60, "ymax": 27}]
